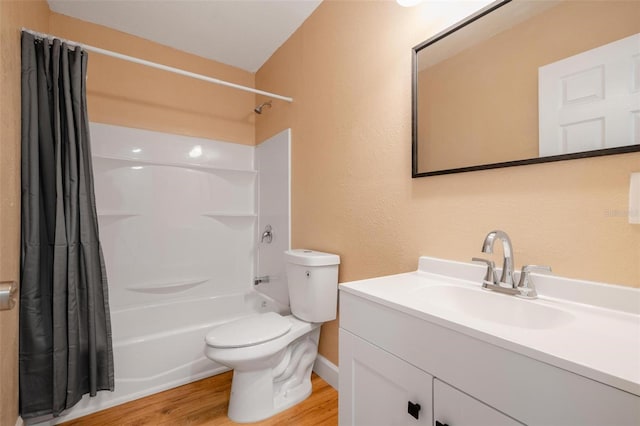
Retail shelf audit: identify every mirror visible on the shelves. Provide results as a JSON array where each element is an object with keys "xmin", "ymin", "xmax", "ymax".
[{"xmin": 412, "ymin": 0, "xmax": 640, "ymax": 177}]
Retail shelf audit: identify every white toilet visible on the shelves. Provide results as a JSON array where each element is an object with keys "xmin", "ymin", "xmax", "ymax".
[{"xmin": 204, "ymin": 249, "xmax": 340, "ymax": 423}]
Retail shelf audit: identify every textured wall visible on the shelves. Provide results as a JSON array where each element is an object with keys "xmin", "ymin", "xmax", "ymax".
[
  {"xmin": 256, "ymin": 0, "xmax": 640, "ymax": 365},
  {"xmin": 49, "ymin": 12, "xmax": 256, "ymax": 145},
  {"xmin": 0, "ymin": 2, "xmax": 50, "ymax": 424}
]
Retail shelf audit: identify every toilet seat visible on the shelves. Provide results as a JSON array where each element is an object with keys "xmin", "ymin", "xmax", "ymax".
[{"xmin": 205, "ymin": 312, "xmax": 292, "ymax": 348}]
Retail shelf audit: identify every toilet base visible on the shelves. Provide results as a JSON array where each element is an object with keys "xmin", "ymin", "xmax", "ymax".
[{"xmin": 226, "ymin": 329, "xmax": 320, "ymax": 423}]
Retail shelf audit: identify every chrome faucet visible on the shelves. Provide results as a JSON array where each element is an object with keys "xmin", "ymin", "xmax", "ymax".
[
  {"xmin": 473, "ymin": 230, "xmax": 552, "ymax": 299},
  {"xmin": 481, "ymin": 230, "xmax": 515, "ymax": 287},
  {"xmin": 516, "ymin": 265, "xmax": 552, "ymax": 299}
]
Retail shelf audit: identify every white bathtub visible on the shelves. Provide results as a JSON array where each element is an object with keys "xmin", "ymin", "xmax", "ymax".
[{"xmin": 50, "ymin": 291, "xmax": 287, "ymax": 424}]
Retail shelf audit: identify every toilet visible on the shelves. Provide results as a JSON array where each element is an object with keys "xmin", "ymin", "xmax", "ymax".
[{"xmin": 204, "ymin": 249, "xmax": 340, "ymax": 423}]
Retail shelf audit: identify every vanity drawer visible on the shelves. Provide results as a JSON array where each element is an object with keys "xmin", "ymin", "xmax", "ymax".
[{"xmin": 434, "ymin": 379, "xmax": 523, "ymax": 426}]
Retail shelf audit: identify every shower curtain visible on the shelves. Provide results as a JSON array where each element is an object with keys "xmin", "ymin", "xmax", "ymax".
[{"xmin": 19, "ymin": 32, "xmax": 114, "ymax": 418}]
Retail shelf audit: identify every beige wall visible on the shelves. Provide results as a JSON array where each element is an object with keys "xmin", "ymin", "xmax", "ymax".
[
  {"xmin": 0, "ymin": 1, "xmax": 50, "ymax": 424},
  {"xmin": 256, "ymin": 0, "xmax": 640, "ymax": 365},
  {"xmin": 49, "ymin": 12, "xmax": 256, "ymax": 145},
  {"xmin": 418, "ymin": 1, "xmax": 640, "ymax": 172}
]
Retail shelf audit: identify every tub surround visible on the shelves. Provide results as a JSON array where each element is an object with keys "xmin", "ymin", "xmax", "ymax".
[
  {"xmin": 339, "ymin": 256, "xmax": 640, "ymax": 425},
  {"xmin": 255, "ymin": 130, "xmax": 292, "ymax": 307},
  {"xmin": 41, "ymin": 124, "xmax": 292, "ymax": 424},
  {"xmin": 90, "ymin": 123, "xmax": 257, "ymax": 310}
]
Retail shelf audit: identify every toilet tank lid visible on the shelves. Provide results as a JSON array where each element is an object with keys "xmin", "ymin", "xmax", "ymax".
[{"xmin": 285, "ymin": 249, "xmax": 340, "ymax": 266}]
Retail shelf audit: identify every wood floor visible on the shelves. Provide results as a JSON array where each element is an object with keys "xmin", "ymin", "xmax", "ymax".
[{"xmin": 60, "ymin": 372, "xmax": 338, "ymax": 426}]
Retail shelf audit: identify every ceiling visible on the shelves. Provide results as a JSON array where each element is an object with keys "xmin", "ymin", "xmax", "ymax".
[{"xmin": 47, "ymin": 0, "xmax": 322, "ymax": 73}]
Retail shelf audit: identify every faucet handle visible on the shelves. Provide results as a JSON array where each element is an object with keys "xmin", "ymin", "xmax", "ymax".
[
  {"xmin": 516, "ymin": 265, "xmax": 552, "ymax": 299},
  {"xmin": 472, "ymin": 257, "xmax": 498, "ymax": 287}
]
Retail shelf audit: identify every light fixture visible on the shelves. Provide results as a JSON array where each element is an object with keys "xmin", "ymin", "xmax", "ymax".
[{"xmin": 132, "ymin": 148, "xmax": 142, "ymax": 153}]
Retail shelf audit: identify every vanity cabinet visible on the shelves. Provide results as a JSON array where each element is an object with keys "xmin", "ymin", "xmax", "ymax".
[
  {"xmin": 339, "ymin": 329, "xmax": 433, "ymax": 425},
  {"xmin": 339, "ymin": 290, "xmax": 640, "ymax": 426},
  {"xmin": 340, "ymin": 329, "xmax": 522, "ymax": 426}
]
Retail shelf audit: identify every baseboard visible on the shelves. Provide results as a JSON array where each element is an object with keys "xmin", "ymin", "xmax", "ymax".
[{"xmin": 313, "ymin": 354, "xmax": 338, "ymax": 390}]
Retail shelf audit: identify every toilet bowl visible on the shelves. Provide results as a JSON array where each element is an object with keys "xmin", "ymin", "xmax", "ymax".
[{"xmin": 204, "ymin": 249, "xmax": 340, "ymax": 423}]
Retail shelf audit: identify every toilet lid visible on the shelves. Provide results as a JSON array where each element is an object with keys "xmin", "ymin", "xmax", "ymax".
[{"xmin": 205, "ymin": 312, "xmax": 292, "ymax": 348}]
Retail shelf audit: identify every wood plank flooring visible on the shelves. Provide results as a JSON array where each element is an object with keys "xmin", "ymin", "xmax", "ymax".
[{"xmin": 60, "ymin": 372, "xmax": 338, "ymax": 426}]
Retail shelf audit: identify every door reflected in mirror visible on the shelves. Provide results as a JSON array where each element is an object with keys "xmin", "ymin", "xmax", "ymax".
[{"xmin": 412, "ymin": 0, "xmax": 640, "ymax": 177}]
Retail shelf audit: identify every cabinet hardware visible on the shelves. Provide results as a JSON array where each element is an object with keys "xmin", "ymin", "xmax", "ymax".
[{"xmin": 407, "ymin": 401, "xmax": 421, "ymax": 419}]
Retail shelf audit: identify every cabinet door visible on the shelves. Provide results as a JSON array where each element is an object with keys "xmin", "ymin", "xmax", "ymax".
[
  {"xmin": 433, "ymin": 379, "xmax": 523, "ymax": 426},
  {"xmin": 339, "ymin": 329, "xmax": 432, "ymax": 426}
]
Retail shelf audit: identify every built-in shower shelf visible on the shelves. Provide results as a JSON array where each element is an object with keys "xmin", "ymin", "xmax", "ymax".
[
  {"xmin": 98, "ymin": 211, "xmax": 140, "ymax": 217},
  {"xmin": 127, "ymin": 278, "xmax": 208, "ymax": 294},
  {"xmin": 92, "ymin": 155, "xmax": 257, "ymax": 176},
  {"xmin": 201, "ymin": 211, "xmax": 257, "ymax": 218}
]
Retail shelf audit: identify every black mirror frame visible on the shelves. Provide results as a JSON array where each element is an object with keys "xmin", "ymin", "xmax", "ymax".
[{"xmin": 411, "ymin": 0, "xmax": 640, "ymax": 178}]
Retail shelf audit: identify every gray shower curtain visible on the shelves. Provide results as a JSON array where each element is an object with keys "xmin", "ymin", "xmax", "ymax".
[{"xmin": 19, "ymin": 32, "xmax": 114, "ymax": 418}]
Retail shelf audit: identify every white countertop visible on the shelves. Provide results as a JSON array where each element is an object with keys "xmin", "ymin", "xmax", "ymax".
[{"xmin": 339, "ymin": 257, "xmax": 640, "ymax": 396}]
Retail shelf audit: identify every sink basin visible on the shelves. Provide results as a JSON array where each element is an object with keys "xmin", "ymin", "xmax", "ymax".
[{"xmin": 413, "ymin": 285, "xmax": 574, "ymax": 329}]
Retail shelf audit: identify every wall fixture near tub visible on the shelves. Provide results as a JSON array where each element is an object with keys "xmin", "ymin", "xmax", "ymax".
[
  {"xmin": 412, "ymin": 0, "xmax": 640, "ymax": 177},
  {"xmin": 630, "ymin": 173, "xmax": 640, "ymax": 224},
  {"xmin": 261, "ymin": 224, "xmax": 273, "ymax": 243},
  {"xmin": 254, "ymin": 101, "xmax": 272, "ymax": 114}
]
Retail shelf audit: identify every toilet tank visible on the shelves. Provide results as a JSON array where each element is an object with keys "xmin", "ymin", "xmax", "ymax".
[{"xmin": 285, "ymin": 249, "xmax": 340, "ymax": 323}]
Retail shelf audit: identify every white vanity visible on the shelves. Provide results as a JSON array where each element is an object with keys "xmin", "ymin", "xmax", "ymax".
[{"xmin": 338, "ymin": 257, "xmax": 640, "ymax": 426}]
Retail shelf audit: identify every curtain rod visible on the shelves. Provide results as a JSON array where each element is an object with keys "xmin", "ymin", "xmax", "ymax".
[{"xmin": 21, "ymin": 28, "xmax": 293, "ymax": 103}]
